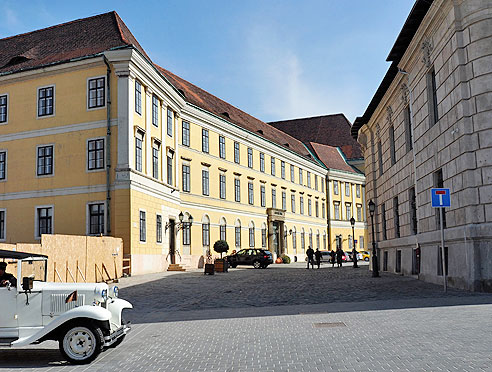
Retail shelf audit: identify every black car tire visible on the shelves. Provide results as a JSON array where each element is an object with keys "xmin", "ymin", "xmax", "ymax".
[
  {"xmin": 364, "ymin": 257, "xmax": 369, "ymax": 262},
  {"xmin": 230, "ymin": 263, "xmax": 237, "ymax": 268},
  {"xmin": 253, "ymin": 260, "xmax": 261, "ymax": 269}
]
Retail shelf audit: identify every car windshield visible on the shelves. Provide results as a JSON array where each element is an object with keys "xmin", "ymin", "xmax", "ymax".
[{"xmin": 21, "ymin": 259, "xmax": 47, "ymax": 282}]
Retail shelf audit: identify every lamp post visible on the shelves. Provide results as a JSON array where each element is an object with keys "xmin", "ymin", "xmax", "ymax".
[
  {"xmin": 368, "ymin": 200, "xmax": 379, "ymax": 277},
  {"xmin": 350, "ymin": 217, "xmax": 358, "ymax": 268}
]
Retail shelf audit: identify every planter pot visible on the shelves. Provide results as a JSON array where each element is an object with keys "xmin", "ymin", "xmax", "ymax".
[
  {"xmin": 275, "ymin": 257, "xmax": 283, "ymax": 264},
  {"xmin": 214, "ymin": 259, "xmax": 228, "ymax": 273},
  {"xmin": 204, "ymin": 263, "xmax": 215, "ymax": 275}
]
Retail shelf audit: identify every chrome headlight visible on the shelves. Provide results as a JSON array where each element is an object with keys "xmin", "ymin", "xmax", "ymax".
[
  {"xmin": 101, "ymin": 288, "xmax": 108, "ymax": 301},
  {"xmin": 109, "ymin": 285, "xmax": 119, "ymax": 298}
]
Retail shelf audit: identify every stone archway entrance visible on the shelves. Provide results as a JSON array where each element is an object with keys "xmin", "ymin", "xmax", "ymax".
[{"xmin": 267, "ymin": 208, "xmax": 285, "ymax": 259}]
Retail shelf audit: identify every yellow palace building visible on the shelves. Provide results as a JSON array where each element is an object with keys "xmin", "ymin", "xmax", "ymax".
[{"xmin": 0, "ymin": 12, "xmax": 332, "ymax": 274}]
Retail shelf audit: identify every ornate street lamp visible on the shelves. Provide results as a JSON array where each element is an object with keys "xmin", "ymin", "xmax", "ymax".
[
  {"xmin": 368, "ymin": 200, "xmax": 379, "ymax": 277},
  {"xmin": 350, "ymin": 217, "xmax": 358, "ymax": 268}
]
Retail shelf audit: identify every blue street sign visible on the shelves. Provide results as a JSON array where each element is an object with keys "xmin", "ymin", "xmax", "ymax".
[{"xmin": 431, "ymin": 188, "xmax": 451, "ymax": 208}]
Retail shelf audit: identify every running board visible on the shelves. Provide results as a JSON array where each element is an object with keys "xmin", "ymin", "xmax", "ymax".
[{"xmin": 0, "ymin": 337, "xmax": 18, "ymax": 346}]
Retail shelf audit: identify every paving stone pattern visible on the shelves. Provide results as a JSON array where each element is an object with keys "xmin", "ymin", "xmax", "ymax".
[{"xmin": 2, "ymin": 263, "xmax": 492, "ymax": 371}]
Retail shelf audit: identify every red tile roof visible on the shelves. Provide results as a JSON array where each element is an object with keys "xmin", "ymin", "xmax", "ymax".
[
  {"xmin": 155, "ymin": 65, "xmax": 315, "ymax": 161},
  {"xmin": 268, "ymin": 114, "xmax": 363, "ymax": 160},
  {"xmin": 309, "ymin": 142, "xmax": 358, "ymax": 173},
  {"xmin": 0, "ymin": 11, "xmax": 320, "ymax": 163},
  {"xmin": 0, "ymin": 11, "xmax": 150, "ymax": 75}
]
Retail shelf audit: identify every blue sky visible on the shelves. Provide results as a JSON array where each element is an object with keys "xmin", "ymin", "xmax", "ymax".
[{"xmin": 1, "ymin": 0, "xmax": 414, "ymax": 123}]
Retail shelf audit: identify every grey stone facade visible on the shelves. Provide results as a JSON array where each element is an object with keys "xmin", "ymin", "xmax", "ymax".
[{"xmin": 354, "ymin": 0, "xmax": 492, "ymax": 291}]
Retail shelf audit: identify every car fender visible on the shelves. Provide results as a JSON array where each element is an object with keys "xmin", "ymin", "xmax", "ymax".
[
  {"xmin": 12, "ymin": 305, "xmax": 112, "ymax": 347},
  {"xmin": 107, "ymin": 298, "xmax": 133, "ymax": 328}
]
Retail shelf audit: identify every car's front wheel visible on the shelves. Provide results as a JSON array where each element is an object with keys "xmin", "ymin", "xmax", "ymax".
[
  {"xmin": 59, "ymin": 323, "xmax": 104, "ymax": 364},
  {"xmin": 253, "ymin": 260, "xmax": 261, "ymax": 269}
]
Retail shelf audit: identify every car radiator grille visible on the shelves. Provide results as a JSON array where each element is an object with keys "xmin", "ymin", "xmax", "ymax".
[{"xmin": 50, "ymin": 294, "xmax": 85, "ymax": 314}]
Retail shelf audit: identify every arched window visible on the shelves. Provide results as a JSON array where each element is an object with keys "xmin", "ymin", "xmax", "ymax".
[
  {"xmin": 292, "ymin": 226, "xmax": 297, "ymax": 252},
  {"xmin": 202, "ymin": 215, "xmax": 210, "ymax": 247},
  {"xmin": 309, "ymin": 228, "xmax": 313, "ymax": 248},
  {"xmin": 316, "ymin": 230, "xmax": 320, "ymax": 250},
  {"xmin": 182, "ymin": 212, "xmax": 191, "ymax": 246},
  {"xmin": 261, "ymin": 222, "xmax": 267, "ymax": 248},
  {"xmin": 301, "ymin": 228, "xmax": 305, "ymax": 251},
  {"xmin": 235, "ymin": 219, "xmax": 241, "ymax": 248},
  {"xmin": 323, "ymin": 231, "xmax": 327, "ymax": 250},
  {"xmin": 249, "ymin": 221, "xmax": 255, "ymax": 247},
  {"xmin": 220, "ymin": 217, "xmax": 227, "ymax": 241}
]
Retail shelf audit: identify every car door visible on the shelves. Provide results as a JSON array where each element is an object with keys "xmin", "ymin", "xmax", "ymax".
[
  {"xmin": 0, "ymin": 287, "xmax": 19, "ymax": 339},
  {"xmin": 236, "ymin": 250, "xmax": 247, "ymax": 265}
]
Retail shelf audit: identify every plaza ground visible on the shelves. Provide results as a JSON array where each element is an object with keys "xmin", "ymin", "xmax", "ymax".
[{"xmin": 2, "ymin": 262, "xmax": 492, "ymax": 371}]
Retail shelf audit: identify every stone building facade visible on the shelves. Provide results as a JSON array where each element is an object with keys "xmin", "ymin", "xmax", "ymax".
[{"xmin": 352, "ymin": 0, "xmax": 492, "ymax": 291}]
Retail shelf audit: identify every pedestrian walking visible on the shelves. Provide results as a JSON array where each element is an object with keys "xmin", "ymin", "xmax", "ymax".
[
  {"xmin": 352, "ymin": 247, "xmax": 359, "ymax": 268},
  {"xmin": 336, "ymin": 247, "xmax": 343, "ymax": 267},
  {"xmin": 306, "ymin": 246, "xmax": 315, "ymax": 269},
  {"xmin": 330, "ymin": 250, "xmax": 335, "ymax": 267},
  {"xmin": 314, "ymin": 248, "xmax": 322, "ymax": 269}
]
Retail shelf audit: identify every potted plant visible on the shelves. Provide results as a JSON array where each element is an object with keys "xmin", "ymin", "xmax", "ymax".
[
  {"xmin": 213, "ymin": 240, "xmax": 229, "ymax": 273},
  {"xmin": 281, "ymin": 254, "xmax": 291, "ymax": 264}
]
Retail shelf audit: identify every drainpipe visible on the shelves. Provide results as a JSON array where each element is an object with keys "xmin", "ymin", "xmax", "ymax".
[{"xmin": 103, "ymin": 56, "xmax": 112, "ymax": 234}]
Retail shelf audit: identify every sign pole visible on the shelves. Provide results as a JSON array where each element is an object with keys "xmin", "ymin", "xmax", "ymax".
[{"xmin": 440, "ymin": 207, "xmax": 447, "ymax": 292}]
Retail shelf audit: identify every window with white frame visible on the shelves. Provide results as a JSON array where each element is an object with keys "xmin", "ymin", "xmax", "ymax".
[
  {"xmin": 322, "ymin": 203, "xmax": 326, "ymax": 219},
  {"xmin": 334, "ymin": 202, "xmax": 340, "ymax": 219},
  {"xmin": 167, "ymin": 154, "xmax": 173, "ymax": 185},
  {"xmin": 321, "ymin": 178, "xmax": 325, "ymax": 193},
  {"xmin": 38, "ymin": 86, "xmax": 54, "ymax": 117},
  {"xmin": 315, "ymin": 200, "xmax": 319, "ymax": 217},
  {"xmin": 314, "ymin": 175, "xmax": 318, "ymax": 190},
  {"xmin": 356, "ymin": 184, "xmax": 361, "ymax": 198},
  {"xmin": 281, "ymin": 161, "xmax": 285, "ymax": 179},
  {"xmin": 202, "ymin": 169, "xmax": 209, "ymax": 196},
  {"xmin": 282, "ymin": 191, "xmax": 286, "ymax": 211},
  {"xmin": 307, "ymin": 172, "xmax": 311, "ymax": 188},
  {"xmin": 260, "ymin": 153, "xmax": 265, "ymax": 172},
  {"xmin": 0, "ymin": 95, "xmax": 7, "ymax": 123},
  {"xmin": 88, "ymin": 139, "xmax": 104, "ymax": 170},
  {"xmin": 357, "ymin": 204, "xmax": 362, "ymax": 221},
  {"xmin": 359, "ymin": 235, "xmax": 364, "ymax": 250},
  {"xmin": 234, "ymin": 141, "xmax": 240, "ymax": 164},
  {"xmin": 301, "ymin": 231, "xmax": 305, "ymax": 250},
  {"xmin": 202, "ymin": 222, "xmax": 210, "ymax": 247},
  {"xmin": 135, "ymin": 135, "xmax": 143, "ymax": 172},
  {"xmin": 89, "ymin": 203, "xmax": 104, "ymax": 235},
  {"xmin": 308, "ymin": 199, "xmax": 312, "ymax": 216},
  {"xmin": 248, "ymin": 182, "xmax": 254, "ymax": 205},
  {"xmin": 271, "ymin": 156, "xmax": 276, "ymax": 176},
  {"xmin": 290, "ymin": 164, "xmax": 295, "ymax": 182},
  {"xmin": 292, "ymin": 231, "xmax": 297, "ymax": 250},
  {"xmin": 0, "ymin": 151, "xmax": 6, "ymax": 180},
  {"xmin": 152, "ymin": 146, "xmax": 159, "ymax": 179},
  {"xmin": 37, "ymin": 206, "xmax": 53, "ymax": 237},
  {"xmin": 235, "ymin": 178, "xmax": 241, "ymax": 202},
  {"xmin": 167, "ymin": 108, "xmax": 173, "ymax": 136},
  {"xmin": 88, "ymin": 77, "xmax": 105, "ymax": 109},
  {"xmin": 345, "ymin": 182, "xmax": 350, "ymax": 196},
  {"xmin": 37, "ymin": 145, "xmax": 54, "ymax": 176},
  {"xmin": 220, "ymin": 174, "xmax": 226, "ymax": 199},
  {"xmin": 316, "ymin": 232, "xmax": 320, "ymax": 250},
  {"xmin": 182, "ymin": 222, "xmax": 191, "ymax": 245},
  {"xmin": 152, "ymin": 95, "xmax": 159, "ymax": 126},
  {"xmin": 220, "ymin": 222, "xmax": 227, "ymax": 241},
  {"xmin": 156, "ymin": 215, "xmax": 162, "ymax": 243},
  {"xmin": 182, "ymin": 164, "xmax": 190, "ymax": 192},
  {"xmin": 345, "ymin": 203, "xmax": 351, "ymax": 220},
  {"xmin": 219, "ymin": 136, "xmax": 226, "ymax": 159},
  {"xmin": 261, "ymin": 226, "xmax": 266, "ymax": 248},
  {"xmin": 235, "ymin": 223, "xmax": 241, "ymax": 248},
  {"xmin": 182, "ymin": 121, "xmax": 190, "ymax": 147},
  {"xmin": 0, "ymin": 210, "xmax": 5, "ymax": 240},
  {"xmin": 139, "ymin": 211, "xmax": 146, "ymax": 242},
  {"xmin": 333, "ymin": 180, "xmax": 339, "ymax": 195},
  {"xmin": 299, "ymin": 168, "xmax": 303, "ymax": 185},
  {"xmin": 248, "ymin": 148, "xmax": 253, "ymax": 168},
  {"xmin": 260, "ymin": 185, "xmax": 266, "ymax": 207},
  {"xmin": 271, "ymin": 188, "xmax": 276, "ymax": 209},
  {"xmin": 249, "ymin": 223, "xmax": 255, "ymax": 247},
  {"xmin": 202, "ymin": 129, "xmax": 209, "ymax": 153},
  {"xmin": 300, "ymin": 196, "xmax": 304, "ymax": 214},
  {"xmin": 309, "ymin": 231, "xmax": 313, "ymax": 248},
  {"xmin": 291, "ymin": 194, "xmax": 296, "ymax": 213},
  {"xmin": 135, "ymin": 81, "xmax": 142, "ymax": 115}
]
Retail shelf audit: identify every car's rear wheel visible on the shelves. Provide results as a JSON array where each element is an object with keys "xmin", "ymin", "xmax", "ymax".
[
  {"xmin": 59, "ymin": 323, "xmax": 103, "ymax": 364},
  {"xmin": 253, "ymin": 260, "xmax": 261, "ymax": 269},
  {"xmin": 364, "ymin": 257, "xmax": 369, "ymax": 262}
]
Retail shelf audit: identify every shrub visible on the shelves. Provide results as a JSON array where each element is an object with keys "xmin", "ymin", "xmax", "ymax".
[
  {"xmin": 281, "ymin": 255, "xmax": 291, "ymax": 264},
  {"xmin": 213, "ymin": 240, "xmax": 229, "ymax": 258}
]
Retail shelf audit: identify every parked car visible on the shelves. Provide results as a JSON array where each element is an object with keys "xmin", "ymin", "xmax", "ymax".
[
  {"xmin": 226, "ymin": 249, "xmax": 273, "ymax": 269},
  {"xmin": 305, "ymin": 251, "xmax": 332, "ymax": 263},
  {"xmin": 344, "ymin": 251, "xmax": 352, "ymax": 262},
  {"xmin": 360, "ymin": 251, "xmax": 370, "ymax": 261},
  {"xmin": 0, "ymin": 249, "xmax": 132, "ymax": 364}
]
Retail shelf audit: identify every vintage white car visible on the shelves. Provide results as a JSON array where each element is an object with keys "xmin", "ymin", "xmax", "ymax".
[{"xmin": 0, "ymin": 249, "xmax": 132, "ymax": 364}]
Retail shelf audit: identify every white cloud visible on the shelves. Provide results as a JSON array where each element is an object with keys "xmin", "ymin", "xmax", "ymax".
[{"xmin": 242, "ymin": 23, "xmax": 364, "ymax": 122}]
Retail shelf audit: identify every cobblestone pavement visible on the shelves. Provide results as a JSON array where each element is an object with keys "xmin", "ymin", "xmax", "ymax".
[{"xmin": 2, "ymin": 263, "xmax": 492, "ymax": 371}]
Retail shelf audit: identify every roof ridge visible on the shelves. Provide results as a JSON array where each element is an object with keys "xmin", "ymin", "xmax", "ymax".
[
  {"xmin": 154, "ymin": 64, "xmax": 314, "ymax": 156},
  {"xmin": 268, "ymin": 113, "xmax": 346, "ymax": 124},
  {"xmin": 0, "ymin": 11, "xmax": 116, "ymax": 42}
]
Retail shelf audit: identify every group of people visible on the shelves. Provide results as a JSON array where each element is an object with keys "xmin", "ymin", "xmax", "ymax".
[{"xmin": 305, "ymin": 247, "xmax": 359, "ymax": 269}]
